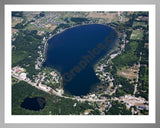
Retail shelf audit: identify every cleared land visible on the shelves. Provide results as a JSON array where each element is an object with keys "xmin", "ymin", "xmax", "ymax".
[
  {"xmin": 130, "ymin": 30, "xmax": 143, "ymax": 40},
  {"xmin": 87, "ymin": 12, "xmax": 118, "ymax": 22},
  {"xmin": 25, "ymin": 24, "xmax": 57, "ymax": 32},
  {"xmin": 12, "ymin": 17, "xmax": 23, "ymax": 27},
  {"xmin": 12, "ymin": 28, "xmax": 19, "ymax": 34},
  {"xmin": 117, "ymin": 66, "xmax": 138, "ymax": 80},
  {"xmin": 132, "ymin": 21, "xmax": 147, "ymax": 27},
  {"xmin": 12, "ymin": 17, "xmax": 23, "ymax": 35}
]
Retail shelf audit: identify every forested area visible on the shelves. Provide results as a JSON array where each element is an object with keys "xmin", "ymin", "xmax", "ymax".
[
  {"xmin": 136, "ymin": 66, "xmax": 148, "ymax": 100},
  {"xmin": 12, "ymin": 11, "xmax": 23, "ymax": 17},
  {"xmin": 135, "ymin": 16, "xmax": 149, "ymax": 100},
  {"xmin": 70, "ymin": 17, "xmax": 89, "ymax": 24},
  {"xmin": 105, "ymin": 100, "xmax": 132, "ymax": 115},
  {"xmin": 114, "ymin": 76, "xmax": 134, "ymax": 97},
  {"xmin": 12, "ymin": 81, "xmax": 97, "ymax": 115},
  {"xmin": 12, "ymin": 30, "xmax": 43, "ymax": 80}
]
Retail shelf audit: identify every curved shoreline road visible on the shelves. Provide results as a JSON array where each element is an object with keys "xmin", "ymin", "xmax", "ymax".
[
  {"xmin": 12, "ymin": 74, "xmax": 106, "ymax": 102},
  {"xmin": 12, "ymin": 72, "xmax": 148, "ymax": 109}
]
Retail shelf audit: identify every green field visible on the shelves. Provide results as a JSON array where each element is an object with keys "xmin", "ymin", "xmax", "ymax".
[
  {"xmin": 112, "ymin": 41, "xmax": 139, "ymax": 68},
  {"xmin": 12, "ymin": 50, "xmax": 29, "ymax": 66},
  {"xmin": 130, "ymin": 30, "xmax": 143, "ymax": 40},
  {"xmin": 25, "ymin": 24, "xmax": 54, "ymax": 32}
]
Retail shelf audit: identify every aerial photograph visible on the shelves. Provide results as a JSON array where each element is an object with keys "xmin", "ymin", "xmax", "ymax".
[{"xmin": 11, "ymin": 11, "xmax": 149, "ymax": 115}]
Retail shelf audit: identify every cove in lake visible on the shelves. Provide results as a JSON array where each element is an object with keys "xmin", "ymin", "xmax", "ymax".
[
  {"xmin": 43, "ymin": 24, "xmax": 118, "ymax": 96},
  {"xmin": 21, "ymin": 97, "xmax": 46, "ymax": 111}
]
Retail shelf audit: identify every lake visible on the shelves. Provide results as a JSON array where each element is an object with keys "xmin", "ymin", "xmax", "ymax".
[{"xmin": 43, "ymin": 24, "xmax": 118, "ymax": 96}]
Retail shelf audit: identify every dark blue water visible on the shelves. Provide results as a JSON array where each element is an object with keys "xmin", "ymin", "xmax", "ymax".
[
  {"xmin": 21, "ymin": 97, "xmax": 46, "ymax": 111},
  {"xmin": 43, "ymin": 24, "xmax": 118, "ymax": 96}
]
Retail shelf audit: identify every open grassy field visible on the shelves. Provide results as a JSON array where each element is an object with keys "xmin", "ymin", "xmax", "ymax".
[
  {"xmin": 112, "ymin": 41, "xmax": 139, "ymax": 68},
  {"xmin": 12, "ymin": 50, "xmax": 29, "ymax": 66},
  {"xmin": 130, "ymin": 30, "xmax": 143, "ymax": 40},
  {"xmin": 117, "ymin": 66, "xmax": 138, "ymax": 80},
  {"xmin": 132, "ymin": 21, "xmax": 147, "ymax": 27},
  {"xmin": 25, "ymin": 24, "xmax": 57, "ymax": 32},
  {"xmin": 87, "ymin": 12, "xmax": 118, "ymax": 22}
]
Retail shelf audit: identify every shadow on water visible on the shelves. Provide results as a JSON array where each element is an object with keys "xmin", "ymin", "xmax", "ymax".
[{"xmin": 21, "ymin": 97, "xmax": 46, "ymax": 111}]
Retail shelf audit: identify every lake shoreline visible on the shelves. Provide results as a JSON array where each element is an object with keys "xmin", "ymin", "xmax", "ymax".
[
  {"xmin": 42, "ymin": 23, "xmax": 119, "ymax": 66},
  {"xmin": 41, "ymin": 23, "xmax": 120, "ymax": 96}
]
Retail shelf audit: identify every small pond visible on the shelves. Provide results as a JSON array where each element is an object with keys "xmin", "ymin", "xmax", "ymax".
[{"xmin": 21, "ymin": 97, "xmax": 46, "ymax": 111}]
